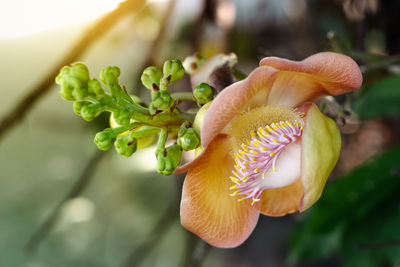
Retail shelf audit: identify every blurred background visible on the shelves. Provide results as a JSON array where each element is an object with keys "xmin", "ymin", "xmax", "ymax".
[{"xmin": 1, "ymin": 0, "xmax": 400, "ymax": 266}]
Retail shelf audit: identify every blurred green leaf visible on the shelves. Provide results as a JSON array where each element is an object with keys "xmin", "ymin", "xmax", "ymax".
[
  {"xmin": 289, "ymin": 146, "xmax": 400, "ymax": 266},
  {"xmin": 353, "ymin": 75, "xmax": 400, "ymax": 119}
]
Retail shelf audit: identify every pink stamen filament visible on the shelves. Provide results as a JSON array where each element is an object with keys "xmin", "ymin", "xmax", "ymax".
[{"xmin": 230, "ymin": 120, "xmax": 303, "ymax": 205}]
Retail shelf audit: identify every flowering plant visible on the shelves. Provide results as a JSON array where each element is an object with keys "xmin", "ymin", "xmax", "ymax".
[
  {"xmin": 175, "ymin": 52, "xmax": 362, "ymax": 247},
  {"xmin": 56, "ymin": 52, "xmax": 362, "ymax": 248}
]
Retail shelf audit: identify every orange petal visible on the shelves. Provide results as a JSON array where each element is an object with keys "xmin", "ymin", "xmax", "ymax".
[
  {"xmin": 299, "ymin": 103, "xmax": 342, "ymax": 211},
  {"xmin": 260, "ymin": 52, "xmax": 362, "ymax": 107},
  {"xmin": 201, "ymin": 66, "xmax": 278, "ymax": 148},
  {"xmin": 259, "ymin": 179, "xmax": 304, "ymax": 217},
  {"xmin": 180, "ymin": 135, "xmax": 260, "ymax": 248}
]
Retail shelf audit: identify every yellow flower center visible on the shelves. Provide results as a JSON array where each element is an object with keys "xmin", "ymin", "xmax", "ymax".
[{"xmin": 228, "ymin": 105, "xmax": 304, "ymax": 205}]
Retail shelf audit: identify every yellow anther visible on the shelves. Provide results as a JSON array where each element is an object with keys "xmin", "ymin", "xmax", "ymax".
[
  {"xmin": 250, "ymin": 157, "xmax": 256, "ymax": 162},
  {"xmin": 270, "ymin": 151, "xmax": 277, "ymax": 157},
  {"xmin": 282, "ymin": 133, "xmax": 287, "ymax": 137},
  {"xmin": 230, "ymin": 185, "xmax": 238, "ymax": 190},
  {"xmin": 261, "ymin": 147, "xmax": 269, "ymax": 151},
  {"xmin": 232, "ymin": 171, "xmax": 239, "ymax": 177},
  {"xmin": 230, "ymin": 177, "xmax": 239, "ymax": 183},
  {"xmin": 250, "ymin": 131, "xmax": 256, "ymax": 137},
  {"xmin": 250, "ymin": 150, "xmax": 259, "ymax": 154},
  {"xmin": 230, "ymin": 191, "xmax": 238, "ymax": 196},
  {"xmin": 254, "ymin": 168, "xmax": 260, "ymax": 173},
  {"xmin": 271, "ymin": 138, "xmax": 278, "ymax": 143},
  {"xmin": 251, "ymin": 198, "xmax": 260, "ymax": 206},
  {"xmin": 262, "ymin": 172, "xmax": 266, "ymax": 179}
]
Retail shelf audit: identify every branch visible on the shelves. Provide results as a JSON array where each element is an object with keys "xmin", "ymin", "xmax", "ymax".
[
  {"xmin": 25, "ymin": 150, "xmax": 106, "ymax": 255},
  {"xmin": 0, "ymin": 0, "xmax": 146, "ymax": 142}
]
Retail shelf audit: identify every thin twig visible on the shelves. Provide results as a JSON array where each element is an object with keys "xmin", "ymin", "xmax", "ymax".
[
  {"xmin": 25, "ymin": 150, "xmax": 106, "ymax": 255},
  {"xmin": 0, "ymin": 0, "xmax": 146, "ymax": 142}
]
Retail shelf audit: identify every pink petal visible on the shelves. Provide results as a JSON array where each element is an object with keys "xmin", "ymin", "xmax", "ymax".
[
  {"xmin": 260, "ymin": 52, "xmax": 362, "ymax": 107},
  {"xmin": 259, "ymin": 179, "xmax": 304, "ymax": 216},
  {"xmin": 201, "ymin": 66, "xmax": 278, "ymax": 148},
  {"xmin": 180, "ymin": 135, "xmax": 260, "ymax": 248}
]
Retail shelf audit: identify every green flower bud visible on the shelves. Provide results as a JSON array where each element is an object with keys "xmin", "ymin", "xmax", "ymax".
[
  {"xmin": 112, "ymin": 109, "xmax": 131, "ymax": 125},
  {"xmin": 80, "ymin": 103, "xmax": 104, "ymax": 121},
  {"xmin": 162, "ymin": 60, "xmax": 185, "ymax": 84},
  {"xmin": 149, "ymin": 91, "xmax": 174, "ymax": 114},
  {"xmin": 156, "ymin": 144, "xmax": 182, "ymax": 175},
  {"xmin": 88, "ymin": 78, "xmax": 104, "ymax": 97},
  {"xmin": 178, "ymin": 128, "xmax": 200, "ymax": 151},
  {"xmin": 114, "ymin": 133, "xmax": 137, "ymax": 157},
  {"xmin": 100, "ymin": 66, "xmax": 120, "ymax": 88},
  {"xmin": 141, "ymin": 66, "xmax": 162, "ymax": 90},
  {"xmin": 55, "ymin": 63, "xmax": 90, "ymax": 101},
  {"xmin": 193, "ymin": 83, "xmax": 215, "ymax": 104},
  {"xmin": 94, "ymin": 128, "xmax": 115, "ymax": 151},
  {"xmin": 73, "ymin": 101, "xmax": 89, "ymax": 116}
]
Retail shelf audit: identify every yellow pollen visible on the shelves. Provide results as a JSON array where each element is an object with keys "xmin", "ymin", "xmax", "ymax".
[
  {"xmin": 254, "ymin": 168, "xmax": 260, "ymax": 173},
  {"xmin": 270, "ymin": 152, "xmax": 277, "ymax": 157},
  {"xmin": 250, "ymin": 131, "xmax": 256, "ymax": 137},
  {"xmin": 251, "ymin": 198, "xmax": 260, "ymax": 206},
  {"xmin": 271, "ymin": 138, "xmax": 278, "ymax": 143},
  {"xmin": 230, "ymin": 191, "xmax": 238, "ymax": 196},
  {"xmin": 250, "ymin": 150, "xmax": 258, "ymax": 154},
  {"xmin": 230, "ymin": 185, "xmax": 238, "ymax": 190},
  {"xmin": 261, "ymin": 147, "xmax": 269, "ymax": 151}
]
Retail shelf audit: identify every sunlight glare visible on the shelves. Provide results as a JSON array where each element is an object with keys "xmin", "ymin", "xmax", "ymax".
[{"xmin": 0, "ymin": 0, "xmax": 125, "ymax": 39}]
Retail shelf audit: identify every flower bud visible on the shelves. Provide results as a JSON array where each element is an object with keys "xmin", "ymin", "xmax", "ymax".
[
  {"xmin": 100, "ymin": 66, "xmax": 120, "ymax": 88},
  {"xmin": 182, "ymin": 54, "xmax": 207, "ymax": 74},
  {"xmin": 141, "ymin": 66, "xmax": 162, "ymax": 90},
  {"xmin": 94, "ymin": 128, "xmax": 115, "ymax": 151},
  {"xmin": 114, "ymin": 134, "xmax": 137, "ymax": 157},
  {"xmin": 162, "ymin": 60, "xmax": 185, "ymax": 84},
  {"xmin": 149, "ymin": 91, "xmax": 174, "ymax": 114},
  {"xmin": 55, "ymin": 63, "xmax": 90, "ymax": 101},
  {"xmin": 88, "ymin": 78, "xmax": 104, "ymax": 97},
  {"xmin": 193, "ymin": 83, "xmax": 215, "ymax": 104},
  {"xmin": 178, "ymin": 128, "xmax": 200, "ymax": 151},
  {"xmin": 73, "ymin": 101, "xmax": 89, "ymax": 116},
  {"xmin": 112, "ymin": 109, "xmax": 131, "ymax": 125},
  {"xmin": 80, "ymin": 103, "xmax": 104, "ymax": 121},
  {"xmin": 156, "ymin": 144, "xmax": 182, "ymax": 175},
  {"xmin": 177, "ymin": 122, "xmax": 200, "ymax": 151}
]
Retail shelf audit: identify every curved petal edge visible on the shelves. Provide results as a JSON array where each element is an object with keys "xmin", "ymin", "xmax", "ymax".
[{"xmin": 299, "ymin": 103, "xmax": 341, "ymax": 211}]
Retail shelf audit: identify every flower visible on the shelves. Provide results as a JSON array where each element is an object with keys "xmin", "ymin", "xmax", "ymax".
[{"xmin": 175, "ymin": 52, "xmax": 362, "ymax": 248}]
